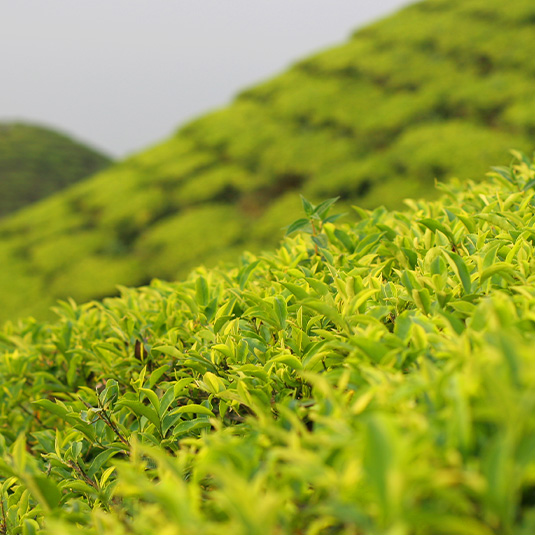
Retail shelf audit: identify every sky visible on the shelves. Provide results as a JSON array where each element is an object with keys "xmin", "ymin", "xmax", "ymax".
[{"xmin": 1, "ymin": 0, "xmax": 413, "ymax": 158}]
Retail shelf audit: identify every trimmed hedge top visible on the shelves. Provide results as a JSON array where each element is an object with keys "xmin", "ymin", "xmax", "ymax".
[
  {"xmin": 1, "ymin": 154, "xmax": 535, "ymax": 534},
  {"xmin": 0, "ymin": 0, "xmax": 534, "ymax": 321}
]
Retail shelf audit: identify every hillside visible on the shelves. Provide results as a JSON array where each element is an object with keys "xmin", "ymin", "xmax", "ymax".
[
  {"xmin": 0, "ymin": 0, "xmax": 534, "ymax": 322},
  {"xmin": 0, "ymin": 154, "xmax": 534, "ymax": 534},
  {"xmin": 0, "ymin": 122, "xmax": 112, "ymax": 217}
]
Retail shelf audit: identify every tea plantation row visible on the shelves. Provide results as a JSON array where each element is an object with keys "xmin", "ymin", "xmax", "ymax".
[
  {"xmin": 0, "ymin": 154, "xmax": 534, "ymax": 534},
  {"xmin": 0, "ymin": 0, "xmax": 534, "ymax": 321},
  {"xmin": 0, "ymin": 122, "xmax": 112, "ymax": 218}
]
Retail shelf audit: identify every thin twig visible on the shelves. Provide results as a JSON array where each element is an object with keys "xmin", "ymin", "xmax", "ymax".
[
  {"xmin": 68, "ymin": 460, "xmax": 99, "ymax": 490},
  {"xmin": 19, "ymin": 403, "xmax": 42, "ymax": 425},
  {"xmin": 311, "ymin": 221, "xmax": 319, "ymax": 255},
  {"xmin": 79, "ymin": 397, "xmax": 130, "ymax": 448}
]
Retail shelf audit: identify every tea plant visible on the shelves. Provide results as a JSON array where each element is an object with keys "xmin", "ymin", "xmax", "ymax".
[
  {"xmin": 285, "ymin": 195, "xmax": 342, "ymax": 254},
  {"xmin": 0, "ymin": 122, "xmax": 112, "ymax": 218},
  {"xmin": 0, "ymin": 0, "xmax": 534, "ymax": 322},
  {"xmin": 0, "ymin": 154, "xmax": 535, "ymax": 533}
]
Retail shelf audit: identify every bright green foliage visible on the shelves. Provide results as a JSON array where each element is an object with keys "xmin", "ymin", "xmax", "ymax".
[
  {"xmin": 0, "ymin": 155, "xmax": 535, "ymax": 533},
  {"xmin": 0, "ymin": 0, "xmax": 534, "ymax": 321},
  {"xmin": 0, "ymin": 122, "xmax": 112, "ymax": 217}
]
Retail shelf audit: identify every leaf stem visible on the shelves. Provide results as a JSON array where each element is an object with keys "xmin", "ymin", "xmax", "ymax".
[{"xmin": 79, "ymin": 397, "xmax": 130, "ymax": 448}]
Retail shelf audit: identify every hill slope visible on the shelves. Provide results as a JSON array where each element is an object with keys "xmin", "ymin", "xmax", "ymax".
[
  {"xmin": 0, "ymin": 122, "xmax": 112, "ymax": 217},
  {"xmin": 1, "ymin": 155, "xmax": 535, "ymax": 533},
  {"xmin": 0, "ymin": 0, "xmax": 534, "ymax": 322}
]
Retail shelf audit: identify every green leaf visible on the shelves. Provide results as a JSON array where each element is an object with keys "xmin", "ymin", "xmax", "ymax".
[
  {"xmin": 139, "ymin": 388, "xmax": 161, "ymax": 414},
  {"xmin": 323, "ymin": 213, "xmax": 345, "ymax": 224},
  {"xmin": 116, "ymin": 399, "xmax": 160, "ymax": 429},
  {"xmin": 159, "ymin": 384, "xmax": 177, "ymax": 417},
  {"xmin": 364, "ymin": 415, "xmax": 395, "ymax": 515},
  {"xmin": 456, "ymin": 213, "xmax": 476, "ymax": 233},
  {"xmin": 11, "ymin": 436, "xmax": 28, "ymax": 478},
  {"xmin": 195, "ymin": 276, "xmax": 209, "ymax": 306},
  {"xmin": 302, "ymin": 298, "xmax": 346, "ymax": 330},
  {"xmin": 443, "ymin": 250, "xmax": 472, "ymax": 294},
  {"xmin": 87, "ymin": 448, "xmax": 123, "ymax": 479},
  {"xmin": 400, "ymin": 270, "xmax": 421, "ymax": 292},
  {"xmin": 173, "ymin": 378, "xmax": 194, "ymax": 397},
  {"xmin": 265, "ymin": 353, "xmax": 303, "ymax": 371},
  {"xmin": 475, "ymin": 213, "xmax": 516, "ymax": 231},
  {"xmin": 353, "ymin": 288, "xmax": 380, "ymax": 312},
  {"xmin": 30, "ymin": 475, "xmax": 62, "ymax": 509},
  {"xmin": 375, "ymin": 223, "xmax": 397, "ymax": 240},
  {"xmin": 412, "ymin": 288, "xmax": 432, "ymax": 315},
  {"xmin": 300, "ymin": 195, "xmax": 314, "ymax": 217},
  {"xmin": 32, "ymin": 399, "xmax": 69, "ymax": 420},
  {"xmin": 237, "ymin": 260, "xmax": 261, "ymax": 290},
  {"xmin": 313, "ymin": 197, "xmax": 339, "ymax": 219},
  {"xmin": 153, "ymin": 345, "xmax": 182, "ymax": 359},
  {"xmin": 401, "ymin": 247, "xmax": 418, "ymax": 269},
  {"xmin": 162, "ymin": 413, "xmax": 182, "ymax": 436},
  {"xmin": 100, "ymin": 466, "xmax": 117, "ymax": 487},
  {"xmin": 273, "ymin": 296, "xmax": 288, "ymax": 330},
  {"xmin": 170, "ymin": 404, "xmax": 215, "ymax": 417},
  {"xmin": 437, "ymin": 309, "xmax": 465, "ymax": 335},
  {"xmin": 311, "ymin": 234, "xmax": 329, "ymax": 250},
  {"xmin": 424, "ymin": 517, "xmax": 495, "ymax": 535},
  {"xmin": 172, "ymin": 418, "xmax": 212, "ymax": 438},
  {"xmin": 333, "ymin": 228, "xmax": 354, "ymax": 252},
  {"xmin": 281, "ymin": 282, "xmax": 310, "ymax": 301},
  {"xmin": 510, "ymin": 149, "xmax": 531, "ymax": 167},
  {"xmin": 285, "ymin": 218, "xmax": 311, "ymax": 236},
  {"xmin": 482, "ymin": 241, "xmax": 501, "ymax": 269},
  {"xmin": 148, "ymin": 364, "xmax": 170, "ymax": 389},
  {"xmin": 67, "ymin": 353, "xmax": 82, "ymax": 387},
  {"xmin": 418, "ymin": 218, "xmax": 455, "ymax": 243},
  {"xmin": 351, "ymin": 337, "xmax": 388, "ymax": 363},
  {"xmin": 490, "ymin": 166, "xmax": 513, "ymax": 183},
  {"xmin": 212, "ymin": 343, "xmax": 234, "ymax": 359},
  {"xmin": 479, "ymin": 262, "xmax": 517, "ymax": 285},
  {"xmin": 449, "ymin": 300, "xmax": 476, "ymax": 316},
  {"xmin": 202, "ymin": 372, "xmax": 225, "ymax": 394},
  {"xmin": 304, "ymin": 278, "xmax": 331, "ymax": 296},
  {"xmin": 61, "ymin": 479, "xmax": 96, "ymax": 495},
  {"xmin": 22, "ymin": 519, "xmax": 40, "ymax": 535}
]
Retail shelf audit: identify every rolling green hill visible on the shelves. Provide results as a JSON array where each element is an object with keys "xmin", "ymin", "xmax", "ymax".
[
  {"xmin": 1, "ymin": 155, "xmax": 535, "ymax": 533},
  {"xmin": 0, "ymin": 122, "xmax": 112, "ymax": 218},
  {"xmin": 0, "ymin": 0, "xmax": 534, "ymax": 322}
]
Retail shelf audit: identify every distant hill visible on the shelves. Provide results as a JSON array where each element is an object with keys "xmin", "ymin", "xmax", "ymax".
[
  {"xmin": 0, "ymin": 0, "xmax": 534, "ymax": 322},
  {"xmin": 0, "ymin": 122, "xmax": 112, "ymax": 217}
]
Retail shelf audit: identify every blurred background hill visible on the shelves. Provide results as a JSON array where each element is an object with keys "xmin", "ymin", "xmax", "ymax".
[
  {"xmin": 0, "ymin": 0, "xmax": 534, "ymax": 322},
  {"xmin": 0, "ymin": 122, "xmax": 112, "ymax": 217}
]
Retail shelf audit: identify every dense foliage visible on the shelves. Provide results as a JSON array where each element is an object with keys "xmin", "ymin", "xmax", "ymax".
[
  {"xmin": 0, "ymin": 0, "xmax": 534, "ymax": 321},
  {"xmin": 0, "ymin": 123, "xmax": 112, "ymax": 218},
  {"xmin": 1, "ymin": 155, "xmax": 535, "ymax": 534}
]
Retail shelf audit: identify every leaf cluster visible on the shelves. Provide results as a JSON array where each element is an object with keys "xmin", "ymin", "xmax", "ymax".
[{"xmin": 1, "ymin": 155, "xmax": 535, "ymax": 533}]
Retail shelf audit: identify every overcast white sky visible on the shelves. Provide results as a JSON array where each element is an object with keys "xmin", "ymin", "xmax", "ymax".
[{"xmin": 1, "ymin": 0, "xmax": 413, "ymax": 158}]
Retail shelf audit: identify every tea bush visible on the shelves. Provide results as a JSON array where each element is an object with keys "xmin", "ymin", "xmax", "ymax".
[
  {"xmin": 0, "ymin": 0, "xmax": 534, "ymax": 321},
  {"xmin": 1, "ymin": 154, "xmax": 535, "ymax": 534},
  {"xmin": 0, "ymin": 122, "xmax": 112, "ymax": 218}
]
